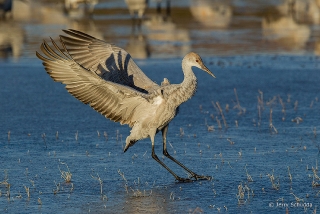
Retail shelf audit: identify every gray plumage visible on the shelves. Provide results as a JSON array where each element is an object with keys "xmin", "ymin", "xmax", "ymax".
[{"xmin": 36, "ymin": 29, "xmax": 215, "ymax": 182}]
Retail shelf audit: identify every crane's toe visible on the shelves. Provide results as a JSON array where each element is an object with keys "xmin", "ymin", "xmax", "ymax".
[
  {"xmin": 175, "ymin": 175, "xmax": 211, "ymax": 182},
  {"xmin": 176, "ymin": 177, "xmax": 193, "ymax": 183}
]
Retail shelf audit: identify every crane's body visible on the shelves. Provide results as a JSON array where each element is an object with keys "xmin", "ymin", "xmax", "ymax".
[
  {"xmin": 124, "ymin": 64, "xmax": 197, "ymax": 152},
  {"xmin": 37, "ymin": 29, "xmax": 215, "ymax": 182}
]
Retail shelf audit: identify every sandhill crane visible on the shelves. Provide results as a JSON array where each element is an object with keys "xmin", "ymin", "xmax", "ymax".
[
  {"xmin": 190, "ymin": 0, "xmax": 232, "ymax": 28},
  {"xmin": 64, "ymin": 0, "xmax": 97, "ymax": 12},
  {"xmin": 0, "ymin": 0, "xmax": 12, "ymax": 18},
  {"xmin": 36, "ymin": 29, "xmax": 215, "ymax": 182},
  {"xmin": 125, "ymin": 0, "xmax": 148, "ymax": 26}
]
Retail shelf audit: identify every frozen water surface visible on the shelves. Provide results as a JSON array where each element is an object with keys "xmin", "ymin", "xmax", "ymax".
[{"xmin": 1, "ymin": 0, "xmax": 320, "ymax": 213}]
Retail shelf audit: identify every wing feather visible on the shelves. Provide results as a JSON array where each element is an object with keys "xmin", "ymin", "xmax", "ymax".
[
  {"xmin": 61, "ymin": 29, "xmax": 160, "ymax": 93},
  {"xmin": 37, "ymin": 36, "xmax": 153, "ymax": 127}
]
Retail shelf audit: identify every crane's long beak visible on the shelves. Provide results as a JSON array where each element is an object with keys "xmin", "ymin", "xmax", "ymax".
[{"xmin": 201, "ymin": 64, "xmax": 216, "ymax": 78}]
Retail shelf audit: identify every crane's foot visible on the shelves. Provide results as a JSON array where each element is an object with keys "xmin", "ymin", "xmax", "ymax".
[
  {"xmin": 192, "ymin": 174, "xmax": 212, "ymax": 181},
  {"xmin": 175, "ymin": 175, "xmax": 211, "ymax": 182},
  {"xmin": 175, "ymin": 176, "xmax": 193, "ymax": 183}
]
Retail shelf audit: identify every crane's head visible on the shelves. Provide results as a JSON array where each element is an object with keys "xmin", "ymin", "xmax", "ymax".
[{"xmin": 185, "ymin": 52, "xmax": 216, "ymax": 78}]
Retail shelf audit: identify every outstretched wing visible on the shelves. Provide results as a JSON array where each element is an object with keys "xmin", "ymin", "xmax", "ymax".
[
  {"xmin": 60, "ymin": 29, "xmax": 160, "ymax": 93},
  {"xmin": 36, "ymin": 38, "xmax": 152, "ymax": 127}
]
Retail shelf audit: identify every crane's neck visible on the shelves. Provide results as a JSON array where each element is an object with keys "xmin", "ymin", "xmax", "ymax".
[{"xmin": 175, "ymin": 59, "xmax": 197, "ymax": 105}]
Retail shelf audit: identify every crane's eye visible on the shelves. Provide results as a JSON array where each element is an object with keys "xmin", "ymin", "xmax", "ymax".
[{"xmin": 196, "ymin": 59, "xmax": 199, "ymax": 63}]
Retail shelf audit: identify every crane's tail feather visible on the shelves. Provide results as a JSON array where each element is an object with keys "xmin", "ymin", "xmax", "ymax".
[{"xmin": 124, "ymin": 139, "xmax": 137, "ymax": 153}]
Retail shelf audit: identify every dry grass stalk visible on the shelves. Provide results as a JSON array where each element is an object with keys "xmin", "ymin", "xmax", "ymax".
[
  {"xmin": 205, "ymin": 118, "xmax": 214, "ymax": 131},
  {"xmin": 7, "ymin": 185, "xmax": 10, "ymax": 200},
  {"xmin": 227, "ymin": 138, "xmax": 234, "ymax": 145},
  {"xmin": 38, "ymin": 197, "xmax": 42, "ymax": 206},
  {"xmin": 258, "ymin": 90, "xmax": 264, "ymax": 107},
  {"xmin": 216, "ymin": 117, "xmax": 222, "ymax": 129},
  {"xmin": 210, "ymin": 114, "xmax": 214, "ymax": 120},
  {"xmin": 189, "ymin": 205, "xmax": 202, "ymax": 214},
  {"xmin": 290, "ymin": 192, "xmax": 304, "ymax": 202},
  {"xmin": 91, "ymin": 173, "xmax": 103, "ymax": 195},
  {"xmin": 278, "ymin": 96, "xmax": 285, "ymax": 112},
  {"xmin": 59, "ymin": 162, "xmax": 72, "ymax": 183},
  {"xmin": 116, "ymin": 130, "xmax": 119, "ymax": 142},
  {"xmin": 56, "ymin": 131, "xmax": 59, "ymax": 140},
  {"xmin": 257, "ymin": 106, "xmax": 261, "ymax": 126},
  {"xmin": 312, "ymin": 167, "xmax": 320, "ymax": 187},
  {"xmin": 130, "ymin": 187, "xmax": 152, "ymax": 198},
  {"xmin": 233, "ymin": 88, "xmax": 246, "ymax": 115},
  {"xmin": 294, "ymin": 100, "xmax": 298, "ymax": 111},
  {"xmin": 236, "ymin": 183, "xmax": 252, "ymax": 204},
  {"xmin": 53, "ymin": 181, "xmax": 60, "ymax": 195},
  {"xmin": 70, "ymin": 182, "xmax": 74, "ymax": 193},
  {"xmin": 0, "ymin": 171, "xmax": 10, "ymax": 200},
  {"xmin": 312, "ymin": 176, "xmax": 320, "ymax": 187},
  {"xmin": 218, "ymin": 152, "xmax": 224, "ymax": 164},
  {"xmin": 216, "ymin": 101, "xmax": 228, "ymax": 128},
  {"xmin": 312, "ymin": 206, "xmax": 317, "ymax": 214},
  {"xmin": 170, "ymin": 191, "xmax": 175, "ymax": 200},
  {"xmin": 42, "ymin": 133, "xmax": 47, "ymax": 148},
  {"xmin": 225, "ymin": 104, "xmax": 229, "ymax": 112},
  {"xmin": 75, "ymin": 130, "xmax": 78, "ymax": 141},
  {"xmin": 288, "ymin": 166, "xmax": 292, "ymax": 183},
  {"xmin": 267, "ymin": 170, "xmax": 280, "ymax": 190},
  {"xmin": 207, "ymin": 125, "xmax": 214, "ymax": 132},
  {"xmin": 180, "ymin": 127, "xmax": 184, "ymax": 137},
  {"xmin": 266, "ymin": 96, "xmax": 277, "ymax": 107},
  {"xmin": 24, "ymin": 186, "xmax": 30, "ymax": 199},
  {"xmin": 168, "ymin": 142, "xmax": 176, "ymax": 154},
  {"xmin": 278, "ymin": 96, "xmax": 286, "ymax": 120},
  {"xmin": 8, "ymin": 131, "xmax": 10, "ymax": 142},
  {"xmin": 191, "ymin": 207, "xmax": 203, "ymax": 214},
  {"xmin": 118, "ymin": 169, "xmax": 128, "ymax": 184},
  {"xmin": 211, "ymin": 101, "xmax": 220, "ymax": 114},
  {"xmin": 104, "ymin": 131, "xmax": 108, "ymax": 141},
  {"xmin": 245, "ymin": 165, "xmax": 253, "ymax": 182},
  {"xmin": 269, "ymin": 109, "xmax": 278, "ymax": 134},
  {"xmin": 28, "ymin": 180, "xmax": 34, "ymax": 188},
  {"xmin": 291, "ymin": 117, "xmax": 303, "ymax": 124},
  {"xmin": 0, "ymin": 182, "xmax": 10, "ymax": 200}
]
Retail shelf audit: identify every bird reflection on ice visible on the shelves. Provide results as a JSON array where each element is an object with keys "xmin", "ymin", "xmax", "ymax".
[
  {"xmin": 277, "ymin": 0, "xmax": 320, "ymax": 24},
  {"xmin": 143, "ymin": 5, "xmax": 190, "ymax": 58},
  {"xmin": 190, "ymin": 0, "xmax": 232, "ymax": 28},
  {"xmin": 0, "ymin": 0, "xmax": 103, "ymax": 59},
  {"xmin": 262, "ymin": 11, "xmax": 310, "ymax": 51},
  {"xmin": 1, "ymin": 1, "xmax": 320, "ymax": 60},
  {"xmin": 125, "ymin": 28, "xmax": 150, "ymax": 59},
  {"xmin": 0, "ymin": 21, "xmax": 24, "ymax": 59}
]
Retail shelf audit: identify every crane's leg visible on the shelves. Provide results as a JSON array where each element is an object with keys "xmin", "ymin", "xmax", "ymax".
[
  {"xmin": 162, "ymin": 125, "xmax": 211, "ymax": 181},
  {"xmin": 150, "ymin": 134, "xmax": 192, "ymax": 182}
]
